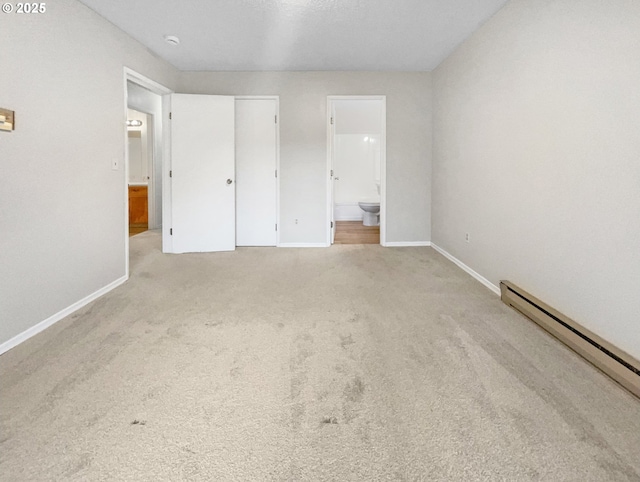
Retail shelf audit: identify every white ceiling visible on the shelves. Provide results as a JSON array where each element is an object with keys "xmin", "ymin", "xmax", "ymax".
[{"xmin": 77, "ymin": 0, "xmax": 509, "ymax": 72}]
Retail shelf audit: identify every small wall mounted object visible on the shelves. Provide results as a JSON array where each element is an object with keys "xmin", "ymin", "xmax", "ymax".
[{"xmin": 0, "ymin": 108, "xmax": 15, "ymax": 131}]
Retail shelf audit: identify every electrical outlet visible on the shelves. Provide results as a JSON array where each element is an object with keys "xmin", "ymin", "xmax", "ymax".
[
  {"xmin": 465, "ymin": 233, "xmax": 470, "ymax": 243},
  {"xmin": 295, "ymin": 219, "xmax": 299, "ymax": 224}
]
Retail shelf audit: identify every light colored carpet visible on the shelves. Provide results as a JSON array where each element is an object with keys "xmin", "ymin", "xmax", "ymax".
[{"xmin": 1, "ymin": 230, "xmax": 639, "ymax": 481}]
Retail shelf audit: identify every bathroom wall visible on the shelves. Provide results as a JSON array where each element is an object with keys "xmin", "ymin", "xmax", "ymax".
[
  {"xmin": 178, "ymin": 71, "xmax": 432, "ymax": 245},
  {"xmin": 334, "ymin": 136, "xmax": 381, "ymax": 200},
  {"xmin": 333, "ymin": 100, "xmax": 382, "ymax": 221},
  {"xmin": 334, "ymin": 136, "xmax": 381, "ymax": 220}
]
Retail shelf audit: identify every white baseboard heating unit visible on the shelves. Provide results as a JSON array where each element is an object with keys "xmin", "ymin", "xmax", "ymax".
[{"xmin": 500, "ymin": 281, "xmax": 640, "ymax": 399}]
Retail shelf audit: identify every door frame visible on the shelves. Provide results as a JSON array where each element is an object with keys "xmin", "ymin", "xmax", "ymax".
[
  {"xmin": 123, "ymin": 68, "xmax": 172, "ymax": 272},
  {"xmin": 326, "ymin": 96, "xmax": 387, "ymax": 246},
  {"xmin": 234, "ymin": 96, "xmax": 281, "ymax": 247}
]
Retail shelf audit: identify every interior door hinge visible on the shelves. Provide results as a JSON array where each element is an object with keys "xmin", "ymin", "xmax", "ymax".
[
  {"xmin": 169, "ymin": 170, "xmax": 172, "ymax": 178},
  {"xmin": 330, "ymin": 117, "xmax": 334, "ymax": 125},
  {"xmin": 170, "ymin": 228, "xmax": 173, "ymax": 235},
  {"xmin": 330, "ymin": 169, "xmax": 333, "ymax": 178},
  {"xmin": 275, "ymin": 115, "xmax": 278, "ymax": 124},
  {"xmin": 331, "ymin": 221, "xmax": 334, "ymax": 228},
  {"xmin": 275, "ymin": 224, "xmax": 278, "ymax": 231},
  {"xmin": 169, "ymin": 112, "xmax": 172, "ymax": 120},
  {"xmin": 275, "ymin": 169, "xmax": 277, "ymax": 178}
]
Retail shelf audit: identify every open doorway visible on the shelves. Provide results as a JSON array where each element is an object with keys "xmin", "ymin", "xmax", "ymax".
[
  {"xmin": 123, "ymin": 68, "xmax": 172, "ymax": 275},
  {"xmin": 327, "ymin": 96, "xmax": 386, "ymax": 245},
  {"xmin": 127, "ymin": 108, "xmax": 152, "ymax": 236}
]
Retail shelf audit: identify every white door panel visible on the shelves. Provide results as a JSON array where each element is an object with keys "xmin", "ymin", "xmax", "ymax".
[
  {"xmin": 235, "ymin": 99, "xmax": 278, "ymax": 246},
  {"xmin": 170, "ymin": 94, "xmax": 235, "ymax": 253}
]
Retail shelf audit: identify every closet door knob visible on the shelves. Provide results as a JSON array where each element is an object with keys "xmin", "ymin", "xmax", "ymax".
[{"xmin": 226, "ymin": 179, "xmax": 233, "ymax": 185}]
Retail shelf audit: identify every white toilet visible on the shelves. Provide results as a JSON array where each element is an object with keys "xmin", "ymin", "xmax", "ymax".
[
  {"xmin": 358, "ymin": 202, "xmax": 380, "ymax": 226},
  {"xmin": 358, "ymin": 182, "xmax": 380, "ymax": 226}
]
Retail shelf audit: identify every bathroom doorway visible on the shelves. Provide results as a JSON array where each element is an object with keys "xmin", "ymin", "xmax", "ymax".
[{"xmin": 327, "ymin": 96, "xmax": 386, "ymax": 245}]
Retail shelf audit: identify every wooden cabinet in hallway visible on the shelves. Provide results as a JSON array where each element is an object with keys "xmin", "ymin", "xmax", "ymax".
[{"xmin": 128, "ymin": 185, "xmax": 148, "ymax": 235}]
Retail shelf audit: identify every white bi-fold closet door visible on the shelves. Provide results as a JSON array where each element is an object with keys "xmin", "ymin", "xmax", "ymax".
[
  {"xmin": 235, "ymin": 98, "xmax": 278, "ymax": 247},
  {"xmin": 167, "ymin": 94, "xmax": 278, "ymax": 254}
]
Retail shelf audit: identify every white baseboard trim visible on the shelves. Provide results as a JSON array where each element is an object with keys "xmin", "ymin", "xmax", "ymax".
[
  {"xmin": 430, "ymin": 243, "xmax": 500, "ymax": 295},
  {"xmin": 278, "ymin": 243, "xmax": 329, "ymax": 248},
  {"xmin": 384, "ymin": 241, "xmax": 432, "ymax": 247},
  {"xmin": 0, "ymin": 275, "xmax": 128, "ymax": 355}
]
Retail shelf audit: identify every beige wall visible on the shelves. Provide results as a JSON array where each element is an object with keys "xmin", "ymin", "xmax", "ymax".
[
  {"xmin": 433, "ymin": 0, "xmax": 640, "ymax": 359},
  {"xmin": 0, "ymin": 0, "xmax": 179, "ymax": 347},
  {"xmin": 178, "ymin": 72, "xmax": 432, "ymax": 245}
]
